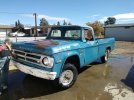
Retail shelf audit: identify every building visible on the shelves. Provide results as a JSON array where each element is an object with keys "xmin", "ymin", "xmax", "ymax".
[
  {"xmin": 104, "ymin": 24, "xmax": 134, "ymax": 42},
  {"xmin": 0, "ymin": 25, "xmax": 49, "ymax": 37},
  {"xmin": 0, "ymin": 25, "xmax": 13, "ymax": 37}
]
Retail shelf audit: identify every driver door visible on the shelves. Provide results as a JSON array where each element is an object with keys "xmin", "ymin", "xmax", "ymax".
[{"xmin": 84, "ymin": 29, "xmax": 98, "ymax": 65}]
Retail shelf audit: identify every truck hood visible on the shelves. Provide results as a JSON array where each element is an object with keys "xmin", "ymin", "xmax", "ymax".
[{"xmin": 12, "ymin": 39, "xmax": 83, "ymax": 55}]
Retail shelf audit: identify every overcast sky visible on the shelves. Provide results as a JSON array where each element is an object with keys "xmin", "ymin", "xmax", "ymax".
[{"xmin": 0, "ymin": 0, "xmax": 134, "ymax": 26}]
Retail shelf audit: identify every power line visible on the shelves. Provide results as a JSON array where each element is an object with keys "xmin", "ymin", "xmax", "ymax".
[
  {"xmin": 0, "ymin": 11, "xmax": 38, "ymax": 30},
  {"xmin": 0, "ymin": 11, "xmax": 33, "ymax": 15}
]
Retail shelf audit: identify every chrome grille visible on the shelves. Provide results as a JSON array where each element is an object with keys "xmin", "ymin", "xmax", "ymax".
[{"xmin": 13, "ymin": 49, "xmax": 43, "ymax": 65}]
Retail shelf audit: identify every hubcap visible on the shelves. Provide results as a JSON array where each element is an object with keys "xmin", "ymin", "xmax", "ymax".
[{"xmin": 60, "ymin": 70, "xmax": 74, "ymax": 86}]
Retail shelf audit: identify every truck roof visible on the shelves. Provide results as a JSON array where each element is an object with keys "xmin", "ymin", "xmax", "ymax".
[{"xmin": 50, "ymin": 25, "xmax": 93, "ymax": 29}]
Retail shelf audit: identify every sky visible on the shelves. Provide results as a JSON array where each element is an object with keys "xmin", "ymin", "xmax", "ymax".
[{"xmin": 0, "ymin": 0, "xmax": 134, "ymax": 26}]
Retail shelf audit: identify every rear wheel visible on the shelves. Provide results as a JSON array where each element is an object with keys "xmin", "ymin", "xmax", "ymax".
[
  {"xmin": 101, "ymin": 49, "xmax": 110, "ymax": 63},
  {"xmin": 54, "ymin": 63, "xmax": 78, "ymax": 89}
]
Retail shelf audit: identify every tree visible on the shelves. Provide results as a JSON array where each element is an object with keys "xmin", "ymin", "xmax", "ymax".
[
  {"xmin": 57, "ymin": 21, "xmax": 60, "ymax": 26},
  {"xmin": 18, "ymin": 20, "xmax": 24, "ymax": 28},
  {"xmin": 40, "ymin": 18, "xmax": 49, "ymax": 26},
  {"xmin": 68, "ymin": 22, "xmax": 72, "ymax": 25},
  {"xmin": 86, "ymin": 21, "xmax": 104, "ymax": 37},
  {"xmin": 40, "ymin": 18, "xmax": 49, "ymax": 33},
  {"xmin": 63, "ymin": 20, "xmax": 67, "ymax": 25},
  {"xmin": 15, "ymin": 20, "xmax": 24, "ymax": 29},
  {"xmin": 18, "ymin": 20, "xmax": 21, "ymax": 26},
  {"xmin": 15, "ymin": 21, "xmax": 18, "ymax": 27},
  {"xmin": 104, "ymin": 17, "xmax": 116, "ymax": 25}
]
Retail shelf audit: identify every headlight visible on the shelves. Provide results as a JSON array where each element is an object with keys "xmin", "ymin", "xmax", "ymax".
[
  {"xmin": 42, "ymin": 57, "xmax": 54, "ymax": 68},
  {"xmin": 42, "ymin": 57, "xmax": 49, "ymax": 66}
]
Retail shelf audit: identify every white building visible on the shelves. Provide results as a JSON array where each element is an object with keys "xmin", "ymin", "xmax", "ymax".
[
  {"xmin": 104, "ymin": 24, "xmax": 134, "ymax": 42},
  {"xmin": 0, "ymin": 25, "xmax": 13, "ymax": 37}
]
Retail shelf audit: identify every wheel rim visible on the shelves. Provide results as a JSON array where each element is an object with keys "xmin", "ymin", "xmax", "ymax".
[{"xmin": 60, "ymin": 70, "xmax": 74, "ymax": 86}]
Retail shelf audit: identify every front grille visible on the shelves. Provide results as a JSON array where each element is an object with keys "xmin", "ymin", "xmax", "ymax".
[
  {"xmin": 27, "ymin": 54, "xmax": 41, "ymax": 59},
  {"xmin": 26, "ymin": 58, "xmax": 38, "ymax": 63},
  {"xmin": 13, "ymin": 49, "xmax": 43, "ymax": 65},
  {"xmin": 14, "ymin": 50, "xmax": 25, "ymax": 55}
]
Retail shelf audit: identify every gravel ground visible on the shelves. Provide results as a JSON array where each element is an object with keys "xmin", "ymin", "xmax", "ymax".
[{"xmin": 112, "ymin": 41, "xmax": 134, "ymax": 55}]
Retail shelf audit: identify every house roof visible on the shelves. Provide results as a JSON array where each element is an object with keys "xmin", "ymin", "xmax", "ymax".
[
  {"xmin": 0, "ymin": 25, "xmax": 14, "ymax": 29},
  {"xmin": 104, "ymin": 23, "xmax": 134, "ymax": 28}
]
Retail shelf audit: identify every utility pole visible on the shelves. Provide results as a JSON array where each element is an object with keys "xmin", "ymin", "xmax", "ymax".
[{"xmin": 33, "ymin": 13, "xmax": 37, "ymax": 37}]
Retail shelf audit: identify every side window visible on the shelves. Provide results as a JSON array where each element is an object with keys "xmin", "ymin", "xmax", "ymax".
[
  {"xmin": 65, "ymin": 30, "xmax": 72, "ymax": 37},
  {"xmin": 65, "ymin": 30, "xmax": 80, "ymax": 39},
  {"xmin": 51, "ymin": 30, "xmax": 61, "ymax": 37},
  {"xmin": 84, "ymin": 29, "xmax": 93, "ymax": 41}
]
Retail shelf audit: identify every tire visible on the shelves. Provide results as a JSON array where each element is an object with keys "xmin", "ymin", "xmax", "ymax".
[
  {"xmin": 54, "ymin": 63, "xmax": 78, "ymax": 89},
  {"xmin": 101, "ymin": 49, "xmax": 109, "ymax": 63}
]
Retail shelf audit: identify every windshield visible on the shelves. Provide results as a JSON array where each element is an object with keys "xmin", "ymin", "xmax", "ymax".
[{"xmin": 47, "ymin": 27, "xmax": 82, "ymax": 40}]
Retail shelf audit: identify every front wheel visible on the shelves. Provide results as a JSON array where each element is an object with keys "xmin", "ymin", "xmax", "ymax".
[
  {"xmin": 54, "ymin": 63, "xmax": 78, "ymax": 89},
  {"xmin": 101, "ymin": 49, "xmax": 110, "ymax": 63}
]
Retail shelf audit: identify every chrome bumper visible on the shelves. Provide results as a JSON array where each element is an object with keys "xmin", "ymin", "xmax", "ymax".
[{"xmin": 12, "ymin": 61, "xmax": 57, "ymax": 80}]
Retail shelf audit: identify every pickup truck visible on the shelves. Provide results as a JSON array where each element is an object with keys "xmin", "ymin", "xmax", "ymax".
[{"xmin": 12, "ymin": 25, "xmax": 115, "ymax": 89}]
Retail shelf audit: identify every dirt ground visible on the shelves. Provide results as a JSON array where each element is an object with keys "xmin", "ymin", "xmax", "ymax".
[
  {"xmin": 0, "ymin": 41, "xmax": 134, "ymax": 100},
  {"xmin": 112, "ymin": 41, "xmax": 134, "ymax": 55}
]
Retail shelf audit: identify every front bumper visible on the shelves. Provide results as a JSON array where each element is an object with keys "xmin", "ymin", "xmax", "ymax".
[{"xmin": 12, "ymin": 61, "xmax": 57, "ymax": 80}]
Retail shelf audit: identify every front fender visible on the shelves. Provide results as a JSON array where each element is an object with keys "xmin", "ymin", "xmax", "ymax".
[{"xmin": 52, "ymin": 50, "xmax": 80, "ymax": 78}]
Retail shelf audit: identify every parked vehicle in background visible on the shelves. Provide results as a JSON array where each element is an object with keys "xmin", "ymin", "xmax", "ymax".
[
  {"xmin": 12, "ymin": 25, "xmax": 115, "ymax": 89},
  {"xmin": 9, "ymin": 31, "xmax": 25, "ymax": 37}
]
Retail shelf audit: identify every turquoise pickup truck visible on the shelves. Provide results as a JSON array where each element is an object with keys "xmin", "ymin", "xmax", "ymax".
[{"xmin": 12, "ymin": 25, "xmax": 115, "ymax": 89}]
